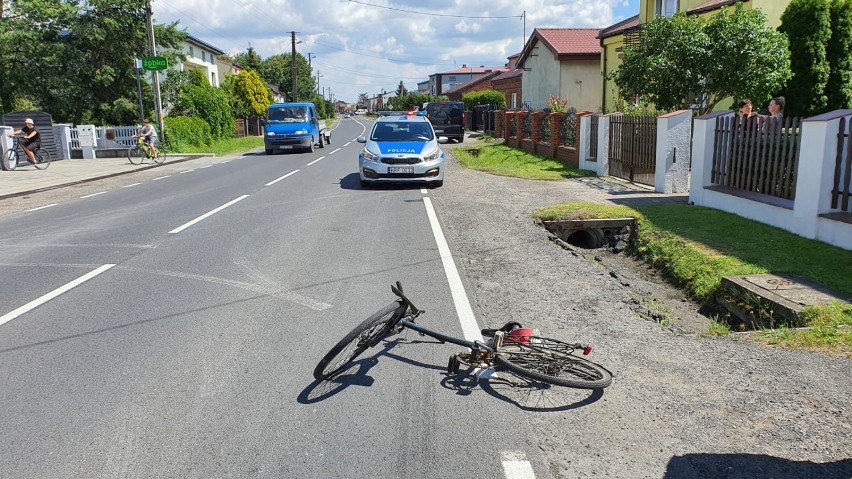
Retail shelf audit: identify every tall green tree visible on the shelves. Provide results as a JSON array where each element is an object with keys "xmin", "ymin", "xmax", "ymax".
[
  {"xmin": 779, "ymin": 0, "xmax": 832, "ymax": 117},
  {"xmin": 394, "ymin": 81, "xmax": 408, "ymax": 98},
  {"xmin": 257, "ymin": 53, "xmax": 314, "ymax": 102},
  {"xmin": 0, "ymin": 0, "xmax": 184, "ymax": 124},
  {"xmin": 612, "ymin": 6, "xmax": 790, "ymax": 114},
  {"xmin": 225, "ymin": 70, "xmax": 273, "ymax": 118},
  {"xmin": 233, "ymin": 46, "xmax": 261, "ymax": 71},
  {"xmin": 827, "ymin": 0, "xmax": 852, "ymax": 109}
]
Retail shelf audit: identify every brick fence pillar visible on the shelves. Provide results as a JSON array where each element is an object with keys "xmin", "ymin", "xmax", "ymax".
[
  {"xmin": 495, "ymin": 110, "xmax": 505, "ymax": 140},
  {"xmin": 516, "ymin": 111, "xmax": 528, "ymax": 139},
  {"xmin": 550, "ymin": 112, "xmax": 566, "ymax": 158}
]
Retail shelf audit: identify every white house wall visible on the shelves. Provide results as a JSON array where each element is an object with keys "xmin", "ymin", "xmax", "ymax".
[
  {"xmin": 558, "ymin": 59, "xmax": 601, "ymax": 112},
  {"xmin": 522, "ymin": 45, "xmax": 560, "ymax": 110}
]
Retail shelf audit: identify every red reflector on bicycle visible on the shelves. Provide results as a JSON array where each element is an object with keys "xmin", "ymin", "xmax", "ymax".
[{"xmin": 583, "ymin": 345, "xmax": 593, "ymax": 356}]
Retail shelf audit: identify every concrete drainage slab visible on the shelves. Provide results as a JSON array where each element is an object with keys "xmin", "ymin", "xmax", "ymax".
[{"xmin": 720, "ymin": 273, "xmax": 851, "ymax": 325}]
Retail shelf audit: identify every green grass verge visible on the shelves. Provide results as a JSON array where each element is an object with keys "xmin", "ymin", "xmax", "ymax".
[
  {"xmin": 533, "ymin": 201, "xmax": 852, "ymax": 354},
  {"xmin": 454, "ymin": 144, "xmax": 595, "ymax": 180},
  {"xmin": 171, "ymin": 136, "xmax": 265, "ymax": 156}
]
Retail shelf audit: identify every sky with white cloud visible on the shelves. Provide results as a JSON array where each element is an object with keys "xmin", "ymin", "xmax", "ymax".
[{"xmin": 152, "ymin": 0, "xmax": 637, "ymax": 104}]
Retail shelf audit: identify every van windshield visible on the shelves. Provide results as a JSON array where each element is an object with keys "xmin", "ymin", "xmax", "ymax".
[
  {"xmin": 267, "ymin": 106, "xmax": 308, "ymax": 123},
  {"xmin": 371, "ymin": 122, "xmax": 434, "ymax": 141}
]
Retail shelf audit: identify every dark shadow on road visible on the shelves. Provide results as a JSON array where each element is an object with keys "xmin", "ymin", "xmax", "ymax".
[{"xmin": 664, "ymin": 454, "xmax": 852, "ymax": 479}]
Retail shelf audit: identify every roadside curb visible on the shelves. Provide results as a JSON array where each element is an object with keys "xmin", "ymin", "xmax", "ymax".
[{"xmin": 0, "ymin": 154, "xmax": 208, "ymax": 200}]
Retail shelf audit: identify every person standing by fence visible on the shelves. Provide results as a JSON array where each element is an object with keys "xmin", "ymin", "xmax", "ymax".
[{"xmin": 768, "ymin": 96, "xmax": 785, "ymax": 121}]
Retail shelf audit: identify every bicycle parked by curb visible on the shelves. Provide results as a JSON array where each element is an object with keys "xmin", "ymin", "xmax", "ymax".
[
  {"xmin": 127, "ymin": 136, "xmax": 166, "ymax": 165},
  {"xmin": 1, "ymin": 136, "xmax": 50, "ymax": 171},
  {"xmin": 314, "ymin": 282, "xmax": 612, "ymax": 390}
]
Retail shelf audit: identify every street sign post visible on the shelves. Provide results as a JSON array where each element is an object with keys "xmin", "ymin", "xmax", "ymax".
[{"xmin": 141, "ymin": 56, "xmax": 168, "ymax": 71}]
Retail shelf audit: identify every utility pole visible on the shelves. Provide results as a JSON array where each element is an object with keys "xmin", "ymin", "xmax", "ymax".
[
  {"xmin": 145, "ymin": 0, "xmax": 164, "ymax": 137},
  {"xmin": 290, "ymin": 31, "xmax": 298, "ymax": 102},
  {"xmin": 316, "ymin": 70, "xmax": 320, "ymax": 95}
]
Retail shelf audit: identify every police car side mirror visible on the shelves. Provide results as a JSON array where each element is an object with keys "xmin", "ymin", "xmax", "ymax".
[
  {"xmin": 357, "ymin": 135, "xmax": 367, "ymax": 143},
  {"xmin": 437, "ymin": 136, "xmax": 449, "ymax": 144}
]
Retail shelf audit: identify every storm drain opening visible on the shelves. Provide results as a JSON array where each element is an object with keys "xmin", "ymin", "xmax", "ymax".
[{"xmin": 542, "ymin": 218, "xmax": 637, "ymax": 251}]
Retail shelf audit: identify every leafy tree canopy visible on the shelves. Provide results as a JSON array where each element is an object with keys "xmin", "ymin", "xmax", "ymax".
[
  {"xmin": 611, "ymin": 5, "xmax": 790, "ymax": 115},
  {"xmin": 780, "ymin": 0, "xmax": 832, "ymax": 116},
  {"xmin": 0, "ymin": 0, "xmax": 185, "ymax": 124}
]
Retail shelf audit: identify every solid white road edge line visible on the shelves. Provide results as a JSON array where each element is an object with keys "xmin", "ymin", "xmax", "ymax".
[
  {"xmin": 422, "ymin": 196, "xmax": 482, "ymax": 342},
  {"xmin": 306, "ymin": 156, "xmax": 325, "ymax": 166},
  {"xmin": 0, "ymin": 264, "xmax": 116, "ymax": 328},
  {"xmin": 265, "ymin": 170, "xmax": 300, "ymax": 186},
  {"xmin": 501, "ymin": 451, "xmax": 536, "ymax": 479},
  {"xmin": 168, "ymin": 195, "xmax": 249, "ymax": 234},
  {"xmin": 26, "ymin": 204, "xmax": 58, "ymax": 212}
]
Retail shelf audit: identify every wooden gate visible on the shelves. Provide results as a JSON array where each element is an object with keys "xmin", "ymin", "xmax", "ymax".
[{"xmin": 608, "ymin": 114, "xmax": 657, "ymax": 186}]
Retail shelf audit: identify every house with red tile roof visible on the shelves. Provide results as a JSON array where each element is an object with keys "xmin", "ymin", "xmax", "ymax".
[
  {"xmin": 599, "ymin": 0, "xmax": 792, "ymax": 112},
  {"xmin": 427, "ymin": 64, "xmax": 506, "ymax": 97},
  {"xmin": 444, "ymin": 70, "xmax": 507, "ymax": 102},
  {"xmin": 516, "ymin": 28, "xmax": 602, "ymax": 112}
]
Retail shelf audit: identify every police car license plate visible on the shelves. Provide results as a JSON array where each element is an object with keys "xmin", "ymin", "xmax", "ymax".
[{"xmin": 388, "ymin": 167, "xmax": 414, "ymax": 173}]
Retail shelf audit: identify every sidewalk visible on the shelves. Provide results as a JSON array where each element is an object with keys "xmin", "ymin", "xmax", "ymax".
[{"xmin": 0, "ymin": 154, "xmax": 206, "ymax": 200}]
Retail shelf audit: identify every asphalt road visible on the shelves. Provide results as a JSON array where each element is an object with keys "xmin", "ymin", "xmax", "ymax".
[{"xmin": 0, "ymin": 118, "xmax": 547, "ymax": 478}]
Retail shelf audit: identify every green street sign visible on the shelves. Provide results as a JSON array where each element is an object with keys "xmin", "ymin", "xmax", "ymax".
[{"xmin": 142, "ymin": 56, "xmax": 168, "ymax": 71}]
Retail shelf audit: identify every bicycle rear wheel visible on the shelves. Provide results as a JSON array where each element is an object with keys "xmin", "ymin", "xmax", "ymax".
[
  {"xmin": 494, "ymin": 337, "xmax": 612, "ymax": 389},
  {"xmin": 33, "ymin": 149, "xmax": 50, "ymax": 169},
  {"xmin": 1, "ymin": 149, "xmax": 16, "ymax": 171},
  {"xmin": 127, "ymin": 146, "xmax": 144, "ymax": 165},
  {"xmin": 313, "ymin": 301, "xmax": 407, "ymax": 381}
]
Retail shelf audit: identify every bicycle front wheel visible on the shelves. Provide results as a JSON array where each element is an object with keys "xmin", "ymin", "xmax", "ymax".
[
  {"xmin": 33, "ymin": 150, "xmax": 50, "ymax": 169},
  {"xmin": 127, "ymin": 146, "xmax": 144, "ymax": 165},
  {"xmin": 495, "ymin": 337, "xmax": 612, "ymax": 389},
  {"xmin": 313, "ymin": 301, "xmax": 407, "ymax": 381},
  {"xmin": 153, "ymin": 145, "xmax": 166, "ymax": 164}
]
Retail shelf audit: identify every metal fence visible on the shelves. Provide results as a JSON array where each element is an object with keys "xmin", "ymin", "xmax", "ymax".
[
  {"xmin": 712, "ymin": 116, "xmax": 801, "ymax": 200},
  {"xmin": 833, "ymin": 117, "xmax": 852, "ymax": 212},
  {"xmin": 70, "ymin": 125, "xmax": 139, "ymax": 149},
  {"xmin": 588, "ymin": 114, "xmax": 599, "ymax": 160}
]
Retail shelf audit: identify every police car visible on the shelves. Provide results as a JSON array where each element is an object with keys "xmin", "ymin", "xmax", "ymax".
[{"xmin": 357, "ymin": 113, "xmax": 448, "ymax": 188}]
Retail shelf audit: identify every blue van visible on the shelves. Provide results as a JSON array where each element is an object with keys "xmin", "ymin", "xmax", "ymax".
[{"xmin": 264, "ymin": 102, "xmax": 326, "ymax": 154}]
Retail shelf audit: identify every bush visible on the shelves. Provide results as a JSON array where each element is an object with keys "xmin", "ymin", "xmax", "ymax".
[
  {"xmin": 163, "ymin": 116, "xmax": 212, "ymax": 147},
  {"xmin": 462, "ymin": 90, "xmax": 506, "ymax": 111}
]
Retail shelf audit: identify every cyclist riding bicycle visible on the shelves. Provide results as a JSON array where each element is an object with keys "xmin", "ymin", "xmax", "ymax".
[
  {"xmin": 6, "ymin": 118, "xmax": 40, "ymax": 165},
  {"xmin": 133, "ymin": 118, "xmax": 158, "ymax": 158}
]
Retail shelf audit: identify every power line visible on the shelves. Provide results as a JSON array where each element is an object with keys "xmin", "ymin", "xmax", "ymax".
[{"xmin": 348, "ymin": 0, "xmax": 523, "ymax": 19}]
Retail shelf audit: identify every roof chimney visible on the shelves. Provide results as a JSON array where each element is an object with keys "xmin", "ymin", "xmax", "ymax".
[{"xmin": 462, "ymin": 64, "xmax": 467, "ymax": 68}]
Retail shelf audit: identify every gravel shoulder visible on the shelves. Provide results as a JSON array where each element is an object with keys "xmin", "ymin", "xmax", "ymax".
[{"xmin": 432, "ymin": 145, "xmax": 852, "ymax": 479}]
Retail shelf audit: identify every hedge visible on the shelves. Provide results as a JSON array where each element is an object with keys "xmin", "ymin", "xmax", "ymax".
[{"xmin": 163, "ymin": 116, "xmax": 212, "ymax": 147}]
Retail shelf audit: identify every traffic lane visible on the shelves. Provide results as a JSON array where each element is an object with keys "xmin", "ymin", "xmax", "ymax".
[{"xmin": 0, "ymin": 141, "xmax": 362, "ymax": 318}]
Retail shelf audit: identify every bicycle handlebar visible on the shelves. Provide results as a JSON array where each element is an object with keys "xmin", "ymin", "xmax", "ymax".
[{"xmin": 390, "ymin": 282, "xmax": 420, "ymax": 316}]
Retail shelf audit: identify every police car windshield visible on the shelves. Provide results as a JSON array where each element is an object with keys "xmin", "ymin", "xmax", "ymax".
[{"xmin": 371, "ymin": 122, "xmax": 434, "ymax": 142}]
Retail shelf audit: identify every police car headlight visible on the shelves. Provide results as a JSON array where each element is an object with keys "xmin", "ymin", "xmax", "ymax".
[
  {"xmin": 361, "ymin": 148, "xmax": 379, "ymax": 162},
  {"xmin": 294, "ymin": 129, "xmax": 308, "ymax": 135},
  {"xmin": 423, "ymin": 148, "xmax": 442, "ymax": 161}
]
